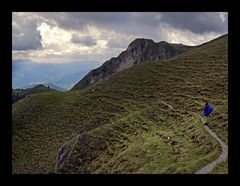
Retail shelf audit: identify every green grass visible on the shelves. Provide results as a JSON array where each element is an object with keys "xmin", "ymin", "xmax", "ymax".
[
  {"xmin": 84, "ymin": 104, "xmax": 221, "ymax": 174},
  {"xmin": 12, "ymin": 35, "xmax": 228, "ymax": 174},
  {"xmin": 12, "ymin": 85, "xmax": 55, "ymax": 104},
  {"xmin": 209, "ymin": 161, "xmax": 228, "ymax": 174}
]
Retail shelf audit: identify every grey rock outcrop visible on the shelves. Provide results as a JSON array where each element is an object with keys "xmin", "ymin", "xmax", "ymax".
[{"xmin": 71, "ymin": 38, "xmax": 193, "ymax": 90}]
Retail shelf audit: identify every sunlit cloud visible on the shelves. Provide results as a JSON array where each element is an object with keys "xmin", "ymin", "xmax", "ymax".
[
  {"xmin": 12, "ymin": 12, "xmax": 228, "ymax": 64},
  {"xmin": 159, "ymin": 24, "xmax": 222, "ymax": 46}
]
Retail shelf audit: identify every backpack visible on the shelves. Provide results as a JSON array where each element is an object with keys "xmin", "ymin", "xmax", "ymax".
[{"xmin": 203, "ymin": 105, "xmax": 213, "ymax": 116}]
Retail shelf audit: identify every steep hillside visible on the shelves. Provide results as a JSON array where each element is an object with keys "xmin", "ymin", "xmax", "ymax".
[
  {"xmin": 12, "ymin": 35, "xmax": 228, "ymax": 174},
  {"xmin": 71, "ymin": 39, "xmax": 193, "ymax": 90}
]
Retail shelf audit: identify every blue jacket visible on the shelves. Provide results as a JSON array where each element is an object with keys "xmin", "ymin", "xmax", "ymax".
[{"xmin": 203, "ymin": 105, "xmax": 213, "ymax": 116}]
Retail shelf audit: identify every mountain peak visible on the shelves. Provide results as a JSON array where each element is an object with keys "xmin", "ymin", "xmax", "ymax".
[
  {"xmin": 71, "ymin": 38, "xmax": 193, "ymax": 91},
  {"xmin": 129, "ymin": 38, "xmax": 155, "ymax": 44},
  {"xmin": 127, "ymin": 38, "xmax": 155, "ymax": 51}
]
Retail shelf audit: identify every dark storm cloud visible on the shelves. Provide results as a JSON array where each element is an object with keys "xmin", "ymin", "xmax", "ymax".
[
  {"xmin": 12, "ymin": 13, "xmax": 43, "ymax": 50},
  {"xmin": 37, "ymin": 12, "xmax": 227, "ymax": 35},
  {"xmin": 159, "ymin": 12, "xmax": 228, "ymax": 34},
  {"xmin": 38, "ymin": 12, "xmax": 162, "ymax": 36},
  {"xmin": 71, "ymin": 34, "xmax": 96, "ymax": 46},
  {"xmin": 39, "ymin": 12, "xmax": 131, "ymax": 29},
  {"xmin": 35, "ymin": 12, "xmax": 227, "ymax": 43},
  {"xmin": 12, "ymin": 12, "xmax": 228, "ymax": 60}
]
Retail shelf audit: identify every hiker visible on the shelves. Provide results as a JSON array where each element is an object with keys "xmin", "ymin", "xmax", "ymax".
[{"xmin": 203, "ymin": 102, "xmax": 213, "ymax": 125}]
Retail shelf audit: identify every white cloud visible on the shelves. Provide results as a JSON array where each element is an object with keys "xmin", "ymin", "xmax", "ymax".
[
  {"xmin": 106, "ymin": 30, "xmax": 139, "ymax": 49},
  {"xmin": 71, "ymin": 34, "xmax": 96, "ymax": 46},
  {"xmin": 13, "ymin": 20, "xmax": 140, "ymax": 64},
  {"xmin": 12, "ymin": 12, "xmax": 228, "ymax": 64},
  {"xmin": 218, "ymin": 12, "xmax": 228, "ymax": 22},
  {"xmin": 37, "ymin": 22, "xmax": 72, "ymax": 50},
  {"xmin": 159, "ymin": 24, "xmax": 222, "ymax": 46}
]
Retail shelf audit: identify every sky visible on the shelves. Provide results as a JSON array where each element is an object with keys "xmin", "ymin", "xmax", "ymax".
[{"xmin": 12, "ymin": 12, "xmax": 228, "ymax": 65}]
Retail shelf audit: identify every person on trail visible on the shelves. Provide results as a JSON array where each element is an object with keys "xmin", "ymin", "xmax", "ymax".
[{"xmin": 203, "ymin": 102, "xmax": 213, "ymax": 125}]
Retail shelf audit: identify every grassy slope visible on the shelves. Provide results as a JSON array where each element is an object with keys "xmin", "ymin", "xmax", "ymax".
[
  {"xmin": 209, "ymin": 161, "xmax": 228, "ymax": 174},
  {"xmin": 12, "ymin": 85, "xmax": 55, "ymax": 104},
  {"xmin": 20, "ymin": 85, "xmax": 55, "ymax": 95},
  {"xmin": 12, "ymin": 35, "xmax": 228, "ymax": 174}
]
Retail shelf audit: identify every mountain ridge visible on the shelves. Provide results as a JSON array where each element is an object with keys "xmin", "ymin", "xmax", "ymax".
[
  {"xmin": 12, "ymin": 84, "xmax": 56, "ymax": 104},
  {"xmin": 71, "ymin": 38, "xmax": 194, "ymax": 90}
]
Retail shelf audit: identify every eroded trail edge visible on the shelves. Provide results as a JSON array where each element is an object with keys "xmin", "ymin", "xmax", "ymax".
[
  {"xmin": 160, "ymin": 101, "xmax": 228, "ymax": 174},
  {"xmin": 193, "ymin": 113, "xmax": 228, "ymax": 174},
  {"xmin": 55, "ymin": 100, "xmax": 228, "ymax": 174}
]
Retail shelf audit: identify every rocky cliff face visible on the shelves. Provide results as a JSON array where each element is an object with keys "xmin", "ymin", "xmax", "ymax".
[{"xmin": 71, "ymin": 38, "xmax": 193, "ymax": 90}]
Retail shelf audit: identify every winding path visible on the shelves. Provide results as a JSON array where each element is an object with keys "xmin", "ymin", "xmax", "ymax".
[
  {"xmin": 193, "ymin": 113, "xmax": 228, "ymax": 174},
  {"xmin": 55, "ymin": 100, "xmax": 228, "ymax": 174},
  {"xmin": 159, "ymin": 100, "xmax": 228, "ymax": 174}
]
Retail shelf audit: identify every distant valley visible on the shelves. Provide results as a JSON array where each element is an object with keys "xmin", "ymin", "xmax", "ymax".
[{"xmin": 12, "ymin": 60, "xmax": 100, "ymax": 90}]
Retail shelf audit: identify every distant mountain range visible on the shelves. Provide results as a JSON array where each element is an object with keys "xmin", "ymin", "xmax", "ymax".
[
  {"xmin": 71, "ymin": 39, "xmax": 194, "ymax": 90},
  {"xmin": 22, "ymin": 83, "xmax": 67, "ymax": 92},
  {"xmin": 12, "ymin": 60, "xmax": 100, "ymax": 90}
]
